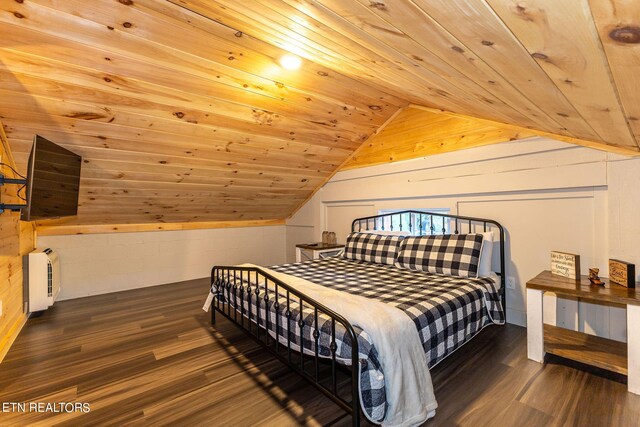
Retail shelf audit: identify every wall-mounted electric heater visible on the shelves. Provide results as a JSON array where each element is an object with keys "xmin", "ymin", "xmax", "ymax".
[{"xmin": 24, "ymin": 248, "xmax": 61, "ymax": 313}]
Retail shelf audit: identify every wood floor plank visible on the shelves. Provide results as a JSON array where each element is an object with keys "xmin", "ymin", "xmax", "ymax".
[{"xmin": 1, "ymin": 278, "xmax": 640, "ymax": 426}]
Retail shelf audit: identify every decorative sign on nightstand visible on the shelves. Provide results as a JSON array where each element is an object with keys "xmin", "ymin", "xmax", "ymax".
[
  {"xmin": 609, "ymin": 259, "xmax": 635, "ymax": 288},
  {"xmin": 551, "ymin": 251, "xmax": 580, "ymax": 280}
]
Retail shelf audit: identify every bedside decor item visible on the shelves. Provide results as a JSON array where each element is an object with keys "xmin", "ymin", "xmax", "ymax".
[
  {"xmin": 588, "ymin": 268, "xmax": 604, "ymax": 286},
  {"xmin": 327, "ymin": 232, "xmax": 337, "ymax": 245},
  {"xmin": 322, "ymin": 231, "xmax": 337, "ymax": 245},
  {"xmin": 550, "ymin": 251, "xmax": 580, "ymax": 280},
  {"xmin": 609, "ymin": 259, "xmax": 636, "ymax": 288}
]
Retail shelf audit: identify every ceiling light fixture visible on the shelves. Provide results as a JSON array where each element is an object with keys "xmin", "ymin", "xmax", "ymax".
[{"xmin": 279, "ymin": 54, "xmax": 302, "ymax": 70}]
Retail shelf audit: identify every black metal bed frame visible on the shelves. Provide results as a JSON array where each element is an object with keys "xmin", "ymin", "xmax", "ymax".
[{"xmin": 210, "ymin": 210, "xmax": 506, "ymax": 426}]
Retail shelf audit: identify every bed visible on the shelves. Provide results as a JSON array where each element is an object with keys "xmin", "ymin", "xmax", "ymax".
[{"xmin": 206, "ymin": 211, "xmax": 506, "ymax": 426}]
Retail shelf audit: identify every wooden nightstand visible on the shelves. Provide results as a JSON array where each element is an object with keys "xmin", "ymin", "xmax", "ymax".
[
  {"xmin": 526, "ymin": 270, "xmax": 640, "ymax": 394},
  {"xmin": 295, "ymin": 243, "xmax": 344, "ymax": 262}
]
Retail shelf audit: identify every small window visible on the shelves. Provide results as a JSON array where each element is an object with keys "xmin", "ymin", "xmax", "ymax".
[{"xmin": 377, "ymin": 209, "xmax": 451, "ymax": 235}]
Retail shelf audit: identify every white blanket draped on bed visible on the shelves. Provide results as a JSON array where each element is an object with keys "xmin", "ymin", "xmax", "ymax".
[{"xmin": 240, "ymin": 264, "xmax": 437, "ymax": 427}]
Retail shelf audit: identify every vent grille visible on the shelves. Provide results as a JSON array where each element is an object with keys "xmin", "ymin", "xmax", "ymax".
[{"xmin": 47, "ymin": 260, "xmax": 53, "ymax": 297}]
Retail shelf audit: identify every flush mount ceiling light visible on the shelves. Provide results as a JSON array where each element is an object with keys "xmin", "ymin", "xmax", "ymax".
[{"xmin": 279, "ymin": 54, "xmax": 302, "ymax": 70}]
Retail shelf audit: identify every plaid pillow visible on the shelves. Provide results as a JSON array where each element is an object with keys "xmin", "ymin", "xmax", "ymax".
[
  {"xmin": 396, "ymin": 234, "xmax": 484, "ymax": 278},
  {"xmin": 343, "ymin": 232, "xmax": 404, "ymax": 265}
]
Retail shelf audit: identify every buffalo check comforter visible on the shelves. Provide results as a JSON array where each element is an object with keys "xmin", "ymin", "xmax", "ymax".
[{"xmin": 211, "ymin": 256, "xmax": 504, "ymax": 424}]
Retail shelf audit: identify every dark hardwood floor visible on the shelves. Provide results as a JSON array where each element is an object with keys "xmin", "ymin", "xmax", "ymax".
[{"xmin": 1, "ymin": 278, "xmax": 639, "ymax": 426}]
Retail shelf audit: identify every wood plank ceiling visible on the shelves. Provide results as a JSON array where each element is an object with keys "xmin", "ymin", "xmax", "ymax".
[{"xmin": 0, "ymin": 0, "xmax": 639, "ymax": 228}]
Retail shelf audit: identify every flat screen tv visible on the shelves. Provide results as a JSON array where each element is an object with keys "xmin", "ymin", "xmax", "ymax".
[{"xmin": 21, "ymin": 135, "xmax": 82, "ymax": 221}]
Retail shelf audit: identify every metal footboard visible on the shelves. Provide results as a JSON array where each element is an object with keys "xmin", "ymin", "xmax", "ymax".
[{"xmin": 210, "ymin": 266, "xmax": 361, "ymax": 426}]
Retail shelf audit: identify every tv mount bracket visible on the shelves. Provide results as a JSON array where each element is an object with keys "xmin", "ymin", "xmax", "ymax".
[{"xmin": 0, "ymin": 173, "xmax": 28, "ymax": 214}]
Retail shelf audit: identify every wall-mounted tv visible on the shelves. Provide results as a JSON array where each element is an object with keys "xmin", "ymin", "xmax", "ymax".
[{"xmin": 21, "ymin": 135, "xmax": 82, "ymax": 221}]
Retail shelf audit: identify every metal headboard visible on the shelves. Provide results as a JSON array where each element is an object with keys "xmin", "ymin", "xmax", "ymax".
[{"xmin": 351, "ymin": 210, "xmax": 506, "ymax": 309}]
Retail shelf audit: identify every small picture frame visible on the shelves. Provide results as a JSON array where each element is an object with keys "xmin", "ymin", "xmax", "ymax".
[
  {"xmin": 551, "ymin": 251, "xmax": 581, "ymax": 280},
  {"xmin": 609, "ymin": 259, "xmax": 635, "ymax": 288}
]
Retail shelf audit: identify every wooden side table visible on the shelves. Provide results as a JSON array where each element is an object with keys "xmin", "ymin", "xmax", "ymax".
[
  {"xmin": 526, "ymin": 270, "xmax": 640, "ymax": 394},
  {"xmin": 295, "ymin": 243, "xmax": 344, "ymax": 262}
]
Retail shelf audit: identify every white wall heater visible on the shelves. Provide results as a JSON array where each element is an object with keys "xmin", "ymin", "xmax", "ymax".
[{"xmin": 24, "ymin": 248, "xmax": 61, "ymax": 313}]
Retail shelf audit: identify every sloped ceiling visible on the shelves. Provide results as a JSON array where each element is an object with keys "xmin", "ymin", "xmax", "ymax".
[{"xmin": 0, "ymin": 0, "xmax": 639, "ymax": 230}]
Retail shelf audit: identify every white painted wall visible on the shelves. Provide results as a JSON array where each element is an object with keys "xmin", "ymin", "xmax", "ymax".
[
  {"xmin": 39, "ymin": 225, "xmax": 287, "ymax": 300},
  {"xmin": 287, "ymin": 137, "xmax": 639, "ymax": 342}
]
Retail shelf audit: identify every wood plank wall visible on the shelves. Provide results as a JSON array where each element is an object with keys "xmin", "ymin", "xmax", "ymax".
[
  {"xmin": 1, "ymin": 0, "xmax": 639, "ymax": 234},
  {"xmin": 0, "ymin": 122, "xmax": 34, "ymax": 361},
  {"xmin": 341, "ymin": 107, "xmax": 537, "ymax": 170},
  {"xmin": 341, "ymin": 106, "xmax": 640, "ymax": 171},
  {"xmin": 0, "ymin": 0, "xmax": 403, "ymax": 229}
]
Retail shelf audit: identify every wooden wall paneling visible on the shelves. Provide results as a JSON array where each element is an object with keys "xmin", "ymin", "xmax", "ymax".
[
  {"xmin": 1, "ymin": 0, "xmax": 639, "ymax": 232},
  {"xmin": 0, "ymin": 0, "xmax": 403, "ymax": 227},
  {"xmin": 77, "ymin": 186, "xmax": 311, "ymax": 199},
  {"xmin": 314, "ymin": 0, "xmax": 568, "ymax": 136},
  {"xmin": 0, "ymin": 25, "xmax": 384, "ymax": 135},
  {"xmin": 0, "ymin": 93, "xmax": 354, "ymax": 155},
  {"xmin": 1, "ymin": 115, "xmax": 352, "ymax": 163},
  {"xmin": 248, "ymin": 0, "xmax": 547, "ymax": 128},
  {"xmin": 485, "ymin": 0, "xmax": 638, "ymax": 148},
  {"xmin": 74, "ymin": 197, "xmax": 306, "ymax": 207},
  {"xmin": 166, "ymin": 0, "xmax": 481, "ymax": 116},
  {"xmin": 3, "ymin": 125, "xmax": 345, "ymax": 174},
  {"xmin": 174, "ymin": 1, "xmax": 544, "ymax": 127},
  {"xmin": 6, "ymin": 165, "xmax": 324, "ymax": 195},
  {"xmin": 76, "ymin": 166, "xmax": 323, "ymax": 189},
  {"xmin": 38, "ymin": 212, "xmax": 288, "ymax": 226},
  {"xmin": 396, "ymin": 0, "xmax": 601, "ymax": 141},
  {"xmin": 412, "ymin": 106, "xmax": 640, "ymax": 157},
  {"xmin": 75, "ymin": 178, "xmax": 319, "ymax": 193},
  {"xmin": 11, "ymin": 0, "xmax": 402, "ymax": 114},
  {"xmin": 71, "ymin": 208, "xmax": 299, "ymax": 221},
  {"xmin": 0, "ymin": 84, "xmax": 361, "ymax": 151},
  {"xmin": 589, "ymin": 0, "xmax": 640, "ymax": 143},
  {"xmin": 35, "ymin": 219, "xmax": 286, "ymax": 236},
  {"xmin": 65, "ymin": 209, "xmax": 293, "ymax": 219},
  {"xmin": 286, "ymin": 106, "xmax": 406, "ymax": 219},
  {"xmin": 44, "ymin": 207, "xmax": 291, "ymax": 220},
  {"xmin": 340, "ymin": 107, "xmax": 538, "ymax": 170},
  {"xmin": 0, "ymin": 50, "xmax": 379, "ymax": 140},
  {"xmin": 78, "ymin": 171, "xmax": 323, "ymax": 192},
  {"xmin": 0, "ymin": 121, "xmax": 34, "ymax": 362},
  {"xmin": 71, "ymin": 209, "xmax": 297, "ymax": 221},
  {"xmin": 143, "ymin": 0, "xmax": 406, "ymax": 108},
  {"xmin": 3, "ymin": 132, "xmax": 339, "ymax": 178},
  {"xmin": 75, "ymin": 198, "xmax": 307, "ymax": 212}
]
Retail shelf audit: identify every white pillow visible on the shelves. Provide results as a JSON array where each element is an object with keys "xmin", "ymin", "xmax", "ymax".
[
  {"xmin": 478, "ymin": 231, "xmax": 495, "ymax": 277},
  {"xmin": 363, "ymin": 230, "xmax": 411, "ymax": 236}
]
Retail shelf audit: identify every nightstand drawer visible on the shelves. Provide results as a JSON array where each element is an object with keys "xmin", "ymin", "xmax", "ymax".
[{"xmin": 295, "ymin": 243, "xmax": 344, "ymax": 262}]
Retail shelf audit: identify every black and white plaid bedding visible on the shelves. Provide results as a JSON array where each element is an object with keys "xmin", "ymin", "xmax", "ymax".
[
  {"xmin": 396, "ymin": 233, "xmax": 484, "ymax": 278},
  {"xmin": 344, "ymin": 232, "xmax": 404, "ymax": 265},
  {"xmin": 212, "ymin": 257, "xmax": 504, "ymax": 423}
]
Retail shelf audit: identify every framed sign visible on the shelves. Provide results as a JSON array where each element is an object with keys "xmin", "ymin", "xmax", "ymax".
[
  {"xmin": 609, "ymin": 259, "xmax": 635, "ymax": 288},
  {"xmin": 551, "ymin": 251, "xmax": 581, "ymax": 280}
]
